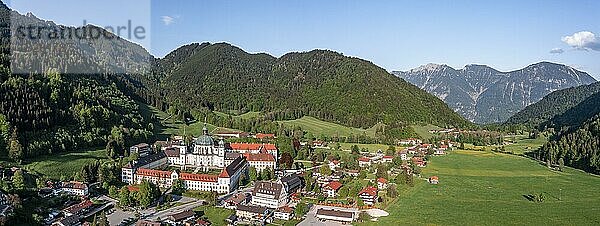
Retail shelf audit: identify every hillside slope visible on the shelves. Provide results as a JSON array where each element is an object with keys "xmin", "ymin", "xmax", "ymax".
[
  {"xmin": 158, "ymin": 43, "xmax": 470, "ymax": 129},
  {"xmin": 506, "ymin": 82, "xmax": 600, "ymax": 127}
]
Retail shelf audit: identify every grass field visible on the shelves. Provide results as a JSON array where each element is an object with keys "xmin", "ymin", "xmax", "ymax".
[
  {"xmin": 140, "ymin": 103, "xmax": 239, "ymax": 138},
  {"xmin": 278, "ymin": 116, "xmax": 382, "ymax": 138},
  {"xmin": 363, "ymin": 150, "xmax": 600, "ymax": 225},
  {"xmin": 193, "ymin": 206, "xmax": 234, "ymax": 226},
  {"xmin": 214, "ymin": 111, "xmax": 261, "ymax": 120},
  {"xmin": 23, "ymin": 148, "xmax": 107, "ymax": 179},
  {"xmin": 411, "ymin": 124, "xmax": 442, "ymax": 140},
  {"xmin": 502, "ymin": 134, "xmax": 548, "ymax": 155}
]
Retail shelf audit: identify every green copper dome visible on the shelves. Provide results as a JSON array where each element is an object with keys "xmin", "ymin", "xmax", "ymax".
[{"xmin": 195, "ymin": 123, "xmax": 214, "ymax": 146}]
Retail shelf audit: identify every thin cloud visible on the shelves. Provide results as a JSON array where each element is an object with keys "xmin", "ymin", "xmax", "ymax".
[
  {"xmin": 549, "ymin": 48, "xmax": 564, "ymax": 54},
  {"xmin": 562, "ymin": 31, "xmax": 600, "ymax": 51},
  {"xmin": 161, "ymin": 15, "xmax": 176, "ymax": 26}
]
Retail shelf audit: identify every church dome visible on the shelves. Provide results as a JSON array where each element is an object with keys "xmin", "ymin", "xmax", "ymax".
[{"xmin": 195, "ymin": 123, "xmax": 214, "ymax": 146}]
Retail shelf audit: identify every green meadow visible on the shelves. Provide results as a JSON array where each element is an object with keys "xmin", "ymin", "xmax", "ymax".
[
  {"xmin": 364, "ymin": 150, "xmax": 600, "ymax": 225},
  {"xmin": 23, "ymin": 148, "xmax": 107, "ymax": 180},
  {"xmin": 278, "ymin": 116, "xmax": 383, "ymax": 138}
]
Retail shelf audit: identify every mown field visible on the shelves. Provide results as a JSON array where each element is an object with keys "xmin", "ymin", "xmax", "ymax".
[
  {"xmin": 278, "ymin": 116, "xmax": 383, "ymax": 138},
  {"xmin": 411, "ymin": 124, "xmax": 442, "ymax": 140},
  {"xmin": 364, "ymin": 150, "xmax": 600, "ymax": 225},
  {"xmin": 139, "ymin": 102, "xmax": 238, "ymax": 138},
  {"xmin": 23, "ymin": 148, "xmax": 107, "ymax": 179}
]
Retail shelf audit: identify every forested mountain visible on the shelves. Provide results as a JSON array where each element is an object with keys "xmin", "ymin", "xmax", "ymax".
[
  {"xmin": 511, "ymin": 82, "xmax": 600, "ymax": 174},
  {"xmin": 536, "ymin": 113, "xmax": 600, "ymax": 174},
  {"xmin": 393, "ymin": 62, "xmax": 596, "ymax": 124},
  {"xmin": 157, "ymin": 42, "xmax": 470, "ymax": 129},
  {"xmin": 0, "ymin": 2, "xmax": 154, "ymax": 161},
  {"xmin": 506, "ymin": 82, "xmax": 600, "ymax": 128}
]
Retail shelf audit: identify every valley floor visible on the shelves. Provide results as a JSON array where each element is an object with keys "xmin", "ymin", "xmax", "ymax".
[{"xmin": 360, "ymin": 150, "xmax": 600, "ymax": 225}]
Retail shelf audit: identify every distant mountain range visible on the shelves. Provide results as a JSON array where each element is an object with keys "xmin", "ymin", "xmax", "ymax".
[{"xmin": 393, "ymin": 62, "xmax": 596, "ymax": 124}]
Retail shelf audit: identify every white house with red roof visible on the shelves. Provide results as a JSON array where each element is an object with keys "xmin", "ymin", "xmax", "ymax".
[
  {"xmin": 328, "ymin": 160, "xmax": 341, "ymax": 170},
  {"xmin": 323, "ymin": 181, "xmax": 343, "ymax": 198},
  {"xmin": 243, "ymin": 152, "xmax": 276, "ymax": 172},
  {"xmin": 382, "ymin": 155, "xmax": 394, "ymax": 163},
  {"xmin": 358, "ymin": 186, "xmax": 378, "ymax": 205},
  {"xmin": 358, "ymin": 157, "xmax": 371, "ymax": 168},
  {"xmin": 377, "ymin": 178, "xmax": 388, "ymax": 190}
]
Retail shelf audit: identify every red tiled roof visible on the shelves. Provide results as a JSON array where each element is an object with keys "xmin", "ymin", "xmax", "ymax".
[
  {"xmin": 277, "ymin": 206, "xmax": 294, "ymax": 213},
  {"xmin": 179, "ymin": 173, "xmax": 218, "ymax": 182},
  {"xmin": 358, "ymin": 186, "xmax": 378, "ymax": 197},
  {"xmin": 229, "ymin": 142, "xmax": 277, "ymax": 151},
  {"xmin": 62, "ymin": 181, "xmax": 87, "ymax": 190},
  {"xmin": 164, "ymin": 147, "xmax": 180, "ymax": 157},
  {"xmin": 255, "ymin": 133, "xmax": 275, "ymax": 139},
  {"xmin": 383, "ymin": 155, "xmax": 394, "ymax": 159},
  {"xmin": 377, "ymin": 178, "xmax": 388, "ymax": 184},
  {"xmin": 64, "ymin": 200, "xmax": 93, "ymax": 214},
  {"xmin": 127, "ymin": 185, "xmax": 140, "ymax": 192},
  {"xmin": 430, "ymin": 176, "xmax": 439, "ymax": 180},
  {"xmin": 358, "ymin": 157, "xmax": 370, "ymax": 162},
  {"xmin": 219, "ymin": 169, "xmax": 230, "ymax": 178},
  {"xmin": 136, "ymin": 168, "xmax": 171, "ymax": 179},
  {"xmin": 440, "ymin": 145, "xmax": 448, "ymax": 148},
  {"xmin": 330, "ymin": 160, "xmax": 340, "ymax": 165},
  {"xmin": 243, "ymin": 153, "xmax": 275, "ymax": 162},
  {"xmin": 325, "ymin": 181, "xmax": 343, "ymax": 191}
]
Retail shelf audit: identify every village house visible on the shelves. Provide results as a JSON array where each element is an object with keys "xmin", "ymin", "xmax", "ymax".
[
  {"xmin": 130, "ymin": 143, "xmax": 152, "ymax": 157},
  {"xmin": 280, "ymin": 173, "xmax": 303, "ymax": 195},
  {"xmin": 63, "ymin": 199, "xmax": 93, "ymax": 217},
  {"xmin": 135, "ymin": 220, "xmax": 162, "ymax": 226},
  {"xmin": 377, "ymin": 178, "xmax": 388, "ymax": 190},
  {"xmin": 274, "ymin": 206, "xmax": 295, "ymax": 220},
  {"xmin": 254, "ymin": 133, "xmax": 276, "ymax": 139},
  {"xmin": 52, "ymin": 215, "xmax": 80, "ymax": 226},
  {"xmin": 434, "ymin": 148, "xmax": 446, "ymax": 155},
  {"xmin": 224, "ymin": 193, "xmax": 251, "ymax": 209},
  {"xmin": 323, "ymin": 181, "xmax": 343, "ymax": 198},
  {"xmin": 358, "ymin": 157, "xmax": 371, "ymax": 168},
  {"xmin": 235, "ymin": 204, "xmax": 269, "ymax": 221},
  {"xmin": 312, "ymin": 140, "xmax": 326, "ymax": 148},
  {"xmin": 398, "ymin": 138, "xmax": 422, "ymax": 146},
  {"xmin": 346, "ymin": 170, "xmax": 359, "ymax": 177},
  {"xmin": 59, "ymin": 181, "xmax": 88, "ymax": 196},
  {"xmin": 419, "ymin": 143, "xmax": 432, "ymax": 151},
  {"xmin": 429, "ymin": 176, "xmax": 439, "ymax": 184},
  {"xmin": 358, "ymin": 186, "xmax": 378, "ymax": 205},
  {"xmin": 382, "ymin": 155, "xmax": 394, "ymax": 163},
  {"xmin": 251, "ymin": 181, "xmax": 288, "ymax": 209},
  {"xmin": 328, "ymin": 160, "xmax": 341, "ymax": 170},
  {"xmin": 184, "ymin": 218, "xmax": 211, "ymax": 226},
  {"xmin": 412, "ymin": 157, "xmax": 426, "ymax": 167},
  {"xmin": 315, "ymin": 208, "xmax": 356, "ymax": 223},
  {"xmin": 166, "ymin": 210, "xmax": 196, "ymax": 225},
  {"xmin": 399, "ymin": 150, "xmax": 409, "ymax": 161}
]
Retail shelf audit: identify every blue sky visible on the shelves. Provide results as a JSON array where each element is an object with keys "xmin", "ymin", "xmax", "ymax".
[{"xmin": 7, "ymin": 0, "xmax": 600, "ymax": 78}]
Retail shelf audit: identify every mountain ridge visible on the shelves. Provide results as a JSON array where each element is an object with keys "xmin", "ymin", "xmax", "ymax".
[{"xmin": 393, "ymin": 62, "xmax": 596, "ymax": 124}]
